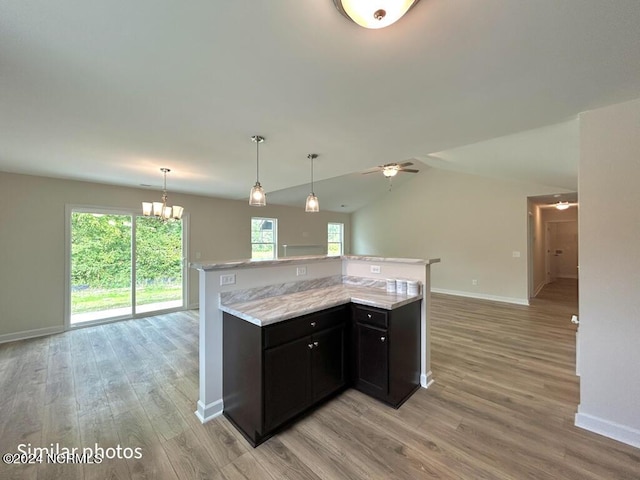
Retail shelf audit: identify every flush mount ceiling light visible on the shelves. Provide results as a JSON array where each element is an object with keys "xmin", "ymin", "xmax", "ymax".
[
  {"xmin": 142, "ymin": 168, "xmax": 184, "ymax": 221},
  {"xmin": 249, "ymin": 135, "xmax": 266, "ymax": 207},
  {"xmin": 555, "ymin": 201, "xmax": 570, "ymax": 210},
  {"xmin": 333, "ymin": 0, "xmax": 421, "ymax": 29},
  {"xmin": 305, "ymin": 154, "xmax": 320, "ymax": 212}
]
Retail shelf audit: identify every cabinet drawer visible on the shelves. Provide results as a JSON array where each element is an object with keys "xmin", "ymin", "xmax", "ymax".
[
  {"xmin": 264, "ymin": 306, "xmax": 346, "ymax": 349},
  {"xmin": 353, "ymin": 305, "xmax": 388, "ymax": 328}
]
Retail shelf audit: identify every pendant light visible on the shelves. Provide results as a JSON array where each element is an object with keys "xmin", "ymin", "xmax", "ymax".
[
  {"xmin": 305, "ymin": 154, "xmax": 320, "ymax": 213},
  {"xmin": 142, "ymin": 168, "xmax": 183, "ymax": 221},
  {"xmin": 249, "ymin": 135, "xmax": 266, "ymax": 207},
  {"xmin": 333, "ymin": 0, "xmax": 421, "ymax": 29}
]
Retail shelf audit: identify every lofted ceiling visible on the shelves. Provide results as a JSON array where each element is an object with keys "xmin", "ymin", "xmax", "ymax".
[{"xmin": 1, "ymin": 1, "xmax": 639, "ymax": 211}]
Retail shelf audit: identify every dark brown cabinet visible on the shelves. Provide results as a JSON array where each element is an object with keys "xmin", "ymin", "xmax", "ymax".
[
  {"xmin": 223, "ymin": 299, "xmax": 421, "ymax": 447},
  {"xmin": 353, "ymin": 301, "xmax": 421, "ymax": 407},
  {"xmin": 223, "ymin": 305, "xmax": 348, "ymax": 446}
]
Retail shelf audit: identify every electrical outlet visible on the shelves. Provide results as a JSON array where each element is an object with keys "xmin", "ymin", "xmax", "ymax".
[
  {"xmin": 220, "ymin": 274, "xmax": 236, "ymax": 286},
  {"xmin": 472, "ymin": 279, "xmax": 478, "ymax": 286},
  {"xmin": 512, "ymin": 251, "xmax": 521, "ymax": 258},
  {"xmin": 370, "ymin": 265, "xmax": 381, "ymax": 274},
  {"xmin": 296, "ymin": 266, "xmax": 307, "ymax": 276}
]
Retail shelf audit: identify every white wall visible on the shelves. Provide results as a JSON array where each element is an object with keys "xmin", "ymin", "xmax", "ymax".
[
  {"xmin": 352, "ymin": 168, "xmax": 570, "ymax": 304},
  {"xmin": 576, "ymin": 98, "xmax": 640, "ymax": 447},
  {"xmin": 0, "ymin": 172, "xmax": 350, "ymax": 340}
]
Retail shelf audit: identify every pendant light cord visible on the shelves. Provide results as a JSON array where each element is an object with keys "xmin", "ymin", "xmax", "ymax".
[{"xmin": 256, "ymin": 138, "xmax": 260, "ymax": 183}]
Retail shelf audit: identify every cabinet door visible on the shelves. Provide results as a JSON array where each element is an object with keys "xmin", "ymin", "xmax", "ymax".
[
  {"xmin": 355, "ymin": 323, "xmax": 388, "ymax": 396},
  {"xmin": 311, "ymin": 325, "xmax": 346, "ymax": 402},
  {"xmin": 263, "ymin": 337, "xmax": 311, "ymax": 432}
]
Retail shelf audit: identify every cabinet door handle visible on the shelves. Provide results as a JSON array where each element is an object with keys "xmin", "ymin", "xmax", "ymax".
[
  {"xmin": 313, "ymin": 341, "xmax": 319, "ymax": 347},
  {"xmin": 308, "ymin": 343, "xmax": 314, "ymax": 349},
  {"xmin": 380, "ymin": 336, "xmax": 386, "ymax": 342},
  {"xmin": 310, "ymin": 322, "xmax": 316, "ymax": 327}
]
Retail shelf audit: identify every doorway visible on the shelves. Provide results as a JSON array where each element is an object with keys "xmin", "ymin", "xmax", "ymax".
[
  {"xmin": 527, "ymin": 193, "xmax": 579, "ymax": 299},
  {"xmin": 66, "ymin": 207, "xmax": 186, "ymax": 326}
]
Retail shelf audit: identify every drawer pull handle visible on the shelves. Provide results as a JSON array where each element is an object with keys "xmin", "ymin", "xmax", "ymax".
[
  {"xmin": 308, "ymin": 343, "xmax": 314, "ymax": 349},
  {"xmin": 380, "ymin": 336, "xmax": 386, "ymax": 342},
  {"xmin": 310, "ymin": 322, "xmax": 316, "ymax": 327},
  {"xmin": 313, "ymin": 341, "xmax": 319, "ymax": 347}
]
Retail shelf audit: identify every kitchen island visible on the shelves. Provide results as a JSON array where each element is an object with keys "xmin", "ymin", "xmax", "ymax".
[{"xmin": 191, "ymin": 255, "xmax": 439, "ymax": 428}]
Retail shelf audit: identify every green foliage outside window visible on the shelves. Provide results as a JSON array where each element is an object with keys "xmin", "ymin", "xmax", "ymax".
[{"xmin": 71, "ymin": 213, "xmax": 182, "ymax": 289}]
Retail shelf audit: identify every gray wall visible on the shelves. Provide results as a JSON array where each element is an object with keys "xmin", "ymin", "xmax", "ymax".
[
  {"xmin": 0, "ymin": 172, "xmax": 350, "ymax": 339},
  {"xmin": 351, "ymin": 167, "xmax": 569, "ymax": 304}
]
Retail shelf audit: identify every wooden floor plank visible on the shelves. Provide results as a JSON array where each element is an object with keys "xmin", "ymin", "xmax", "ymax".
[{"xmin": 1, "ymin": 280, "xmax": 639, "ymax": 479}]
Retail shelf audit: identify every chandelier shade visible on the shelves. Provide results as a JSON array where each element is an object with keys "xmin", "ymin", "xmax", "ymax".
[
  {"xmin": 142, "ymin": 168, "xmax": 183, "ymax": 221},
  {"xmin": 249, "ymin": 135, "xmax": 267, "ymax": 207},
  {"xmin": 333, "ymin": 0, "xmax": 420, "ymax": 29}
]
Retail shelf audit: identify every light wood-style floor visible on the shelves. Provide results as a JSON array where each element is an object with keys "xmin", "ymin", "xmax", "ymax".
[{"xmin": 1, "ymin": 279, "xmax": 639, "ymax": 479}]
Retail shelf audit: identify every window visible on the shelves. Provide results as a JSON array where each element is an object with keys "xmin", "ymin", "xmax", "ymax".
[
  {"xmin": 251, "ymin": 217, "xmax": 278, "ymax": 260},
  {"xmin": 327, "ymin": 222, "xmax": 344, "ymax": 256}
]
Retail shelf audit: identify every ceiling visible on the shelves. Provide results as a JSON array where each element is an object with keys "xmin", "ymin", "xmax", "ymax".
[{"xmin": 1, "ymin": 0, "xmax": 639, "ymax": 211}]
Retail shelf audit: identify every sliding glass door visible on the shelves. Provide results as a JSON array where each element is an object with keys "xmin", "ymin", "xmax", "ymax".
[
  {"xmin": 69, "ymin": 208, "xmax": 185, "ymax": 325},
  {"xmin": 135, "ymin": 215, "xmax": 183, "ymax": 314}
]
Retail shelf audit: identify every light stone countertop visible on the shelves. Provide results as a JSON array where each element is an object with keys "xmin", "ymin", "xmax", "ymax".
[
  {"xmin": 191, "ymin": 255, "xmax": 440, "ymax": 272},
  {"xmin": 220, "ymin": 284, "xmax": 422, "ymax": 327}
]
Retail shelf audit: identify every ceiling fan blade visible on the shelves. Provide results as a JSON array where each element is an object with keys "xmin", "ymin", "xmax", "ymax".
[
  {"xmin": 361, "ymin": 169, "xmax": 381, "ymax": 175},
  {"xmin": 398, "ymin": 161, "xmax": 414, "ymax": 168},
  {"xmin": 400, "ymin": 168, "xmax": 419, "ymax": 173}
]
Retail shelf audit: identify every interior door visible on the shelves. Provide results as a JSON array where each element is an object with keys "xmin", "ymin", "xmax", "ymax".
[{"xmin": 546, "ymin": 222, "xmax": 558, "ymax": 283}]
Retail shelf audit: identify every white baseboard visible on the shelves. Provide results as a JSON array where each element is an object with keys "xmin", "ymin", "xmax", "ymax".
[
  {"xmin": 420, "ymin": 371, "xmax": 434, "ymax": 389},
  {"xmin": 0, "ymin": 325, "xmax": 65, "ymax": 345},
  {"xmin": 431, "ymin": 288, "xmax": 529, "ymax": 306},
  {"xmin": 195, "ymin": 399, "xmax": 223, "ymax": 424},
  {"xmin": 575, "ymin": 411, "xmax": 640, "ymax": 448},
  {"xmin": 188, "ymin": 302, "xmax": 199, "ymax": 311},
  {"xmin": 533, "ymin": 281, "xmax": 546, "ymax": 297}
]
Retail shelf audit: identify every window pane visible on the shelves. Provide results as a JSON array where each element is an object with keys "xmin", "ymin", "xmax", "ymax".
[
  {"xmin": 252, "ymin": 217, "xmax": 277, "ymax": 260},
  {"xmin": 327, "ymin": 223, "xmax": 343, "ymax": 256}
]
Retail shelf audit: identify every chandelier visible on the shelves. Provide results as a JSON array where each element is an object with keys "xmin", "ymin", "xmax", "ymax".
[{"xmin": 142, "ymin": 168, "xmax": 184, "ymax": 221}]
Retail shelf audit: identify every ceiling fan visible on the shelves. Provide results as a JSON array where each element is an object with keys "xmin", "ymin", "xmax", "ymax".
[{"xmin": 362, "ymin": 161, "xmax": 419, "ymax": 178}]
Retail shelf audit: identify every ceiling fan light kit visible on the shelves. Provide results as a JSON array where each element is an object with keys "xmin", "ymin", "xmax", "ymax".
[
  {"xmin": 333, "ymin": 0, "xmax": 420, "ymax": 29},
  {"xmin": 249, "ymin": 135, "xmax": 267, "ymax": 207},
  {"xmin": 142, "ymin": 168, "xmax": 184, "ymax": 221}
]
